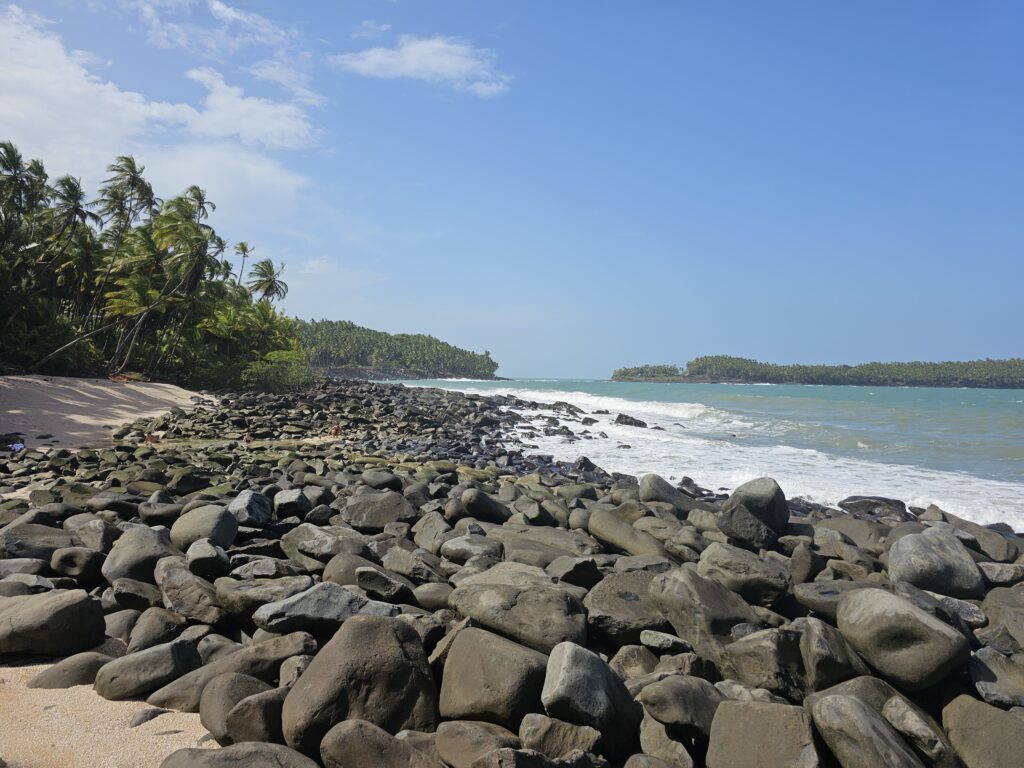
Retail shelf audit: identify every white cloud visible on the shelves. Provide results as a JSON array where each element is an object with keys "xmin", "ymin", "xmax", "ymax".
[
  {"xmin": 352, "ymin": 19, "xmax": 391, "ymax": 40},
  {"xmin": 332, "ymin": 35, "xmax": 511, "ymax": 97},
  {"xmin": 185, "ymin": 67, "xmax": 314, "ymax": 148},
  {"xmin": 0, "ymin": 5, "xmax": 308, "ymax": 226},
  {"xmin": 250, "ymin": 56, "xmax": 322, "ymax": 106},
  {"xmin": 121, "ymin": 0, "xmax": 289, "ymax": 57}
]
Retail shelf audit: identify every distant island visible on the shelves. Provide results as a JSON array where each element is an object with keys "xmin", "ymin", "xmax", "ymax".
[
  {"xmin": 612, "ymin": 355, "xmax": 1024, "ymax": 389},
  {"xmin": 297, "ymin": 319, "xmax": 500, "ymax": 380}
]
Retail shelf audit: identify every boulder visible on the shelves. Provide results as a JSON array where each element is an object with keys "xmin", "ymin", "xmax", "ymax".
[
  {"xmin": 810, "ymin": 694, "xmax": 924, "ymax": 768},
  {"xmin": 228, "ymin": 490, "xmax": 274, "ymax": 528},
  {"xmin": 160, "ymin": 743, "xmax": 318, "ymax": 768},
  {"xmin": 888, "ymin": 530, "xmax": 985, "ymax": 598},
  {"xmin": 943, "ymin": 694, "xmax": 1024, "ymax": 768},
  {"xmin": 587, "ymin": 508, "xmax": 666, "ymax": 558},
  {"xmin": 101, "ymin": 526, "xmax": 180, "ymax": 583},
  {"xmin": 648, "ymin": 567, "xmax": 760, "ymax": 661},
  {"xmin": 639, "ymin": 674, "xmax": 724, "ymax": 740},
  {"xmin": 282, "ymin": 616, "xmax": 439, "ymax": 755},
  {"xmin": 200, "ymin": 672, "xmax": 273, "ymax": 743},
  {"xmin": 252, "ymin": 581, "xmax": 398, "ymax": 635},
  {"xmin": 721, "ymin": 478, "xmax": 789, "ymax": 533},
  {"xmin": 540, "ymin": 641, "xmax": 641, "ymax": 757},
  {"xmin": 343, "ymin": 491, "xmax": 417, "ymax": 532},
  {"xmin": 836, "ymin": 589, "xmax": 970, "ymax": 690},
  {"xmin": 320, "ymin": 719, "xmax": 434, "ymax": 768},
  {"xmin": 170, "ymin": 505, "xmax": 238, "ymax": 551},
  {"xmin": 27, "ymin": 651, "xmax": 113, "ymax": 688},
  {"xmin": 518, "ymin": 714, "xmax": 601, "ymax": 759},
  {"xmin": 696, "ymin": 542, "xmax": 790, "ymax": 606},
  {"xmin": 437, "ymin": 720, "xmax": 521, "ymax": 768},
  {"xmin": 95, "ymin": 639, "xmax": 201, "ymax": 700},
  {"xmin": 148, "ymin": 631, "xmax": 317, "ymax": 712},
  {"xmin": 449, "ymin": 583, "xmax": 587, "ymax": 653},
  {"xmin": 225, "ymin": 686, "xmax": 289, "ymax": 746},
  {"xmin": 706, "ymin": 700, "xmax": 820, "ymax": 768},
  {"xmin": 0, "ymin": 589, "xmax": 105, "ymax": 656},
  {"xmin": 582, "ymin": 570, "xmax": 671, "ymax": 648},
  {"xmin": 440, "ymin": 627, "xmax": 548, "ymax": 730}
]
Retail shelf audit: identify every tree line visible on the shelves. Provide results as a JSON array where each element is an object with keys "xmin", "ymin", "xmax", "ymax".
[
  {"xmin": 0, "ymin": 141, "xmax": 302, "ymax": 389},
  {"xmin": 612, "ymin": 356, "xmax": 1024, "ymax": 388},
  {"xmin": 0, "ymin": 141, "xmax": 499, "ymax": 389},
  {"xmin": 297, "ymin": 319, "xmax": 499, "ymax": 379}
]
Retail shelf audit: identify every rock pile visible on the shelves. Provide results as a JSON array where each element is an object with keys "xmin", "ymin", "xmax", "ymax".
[{"xmin": 2, "ymin": 380, "xmax": 1024, "ymax": 767}]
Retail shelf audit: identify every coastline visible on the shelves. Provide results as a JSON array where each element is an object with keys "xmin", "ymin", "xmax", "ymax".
[
  {"xmin": 611, "ymin": 375, "xmax": 1024, "ymax": 390},
  {"xmin": 0, "ymin": 378, "xmax": 1022, "ymax": 767}
]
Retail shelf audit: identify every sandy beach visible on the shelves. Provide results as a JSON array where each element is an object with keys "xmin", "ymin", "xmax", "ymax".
[
  {"xmin": 0, "ymin": 660, "xmax": 212, "ymax": 768},
  {"xmin": 0, "ymin": 375, "xmax": 205, "ymax": 451}
]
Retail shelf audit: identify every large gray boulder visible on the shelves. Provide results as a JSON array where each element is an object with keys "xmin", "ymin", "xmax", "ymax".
[
  {"xmin": 155, "ymin": 557, "xmax": 227, "ymax": 626},
  {"xmin": 540, "ymin": 641, "xmax": 641, "ymax": 758},
  {"xmin": 721, "ymin": 477, "xmax": 789, "ymax": 534},
  {"xmin": 148, "ymin": 631, "xmax": 317, "ymax": 712},
  {"xmin": 101, "ymin": 525, "xmax": 180, "ymax": 583},
  {"xmin": 320, "ymin": 719, "xmax": 434, "ymax": 768},
  {"xmin": 582, "ymin": 569, "xmax": 671, "ymax": 648},
  {"xmin": 706, "ymin": 700, "xmax": 821, "ymax": 768},
  {"xmin": 587, "ymin": 508, "xmax": 666, "ymax": 558},
  {"xmin": 200, "ymin": 672, "xmax": 273, "ymax": 743},
  {"xmin": 160, "ymin": 743, "xmax": 318, "ymax": 768},
  {"xmin": 170, "ymin": 505, "xmax": 238, "ymax": 551},
  {"xmin": 639, "ymin": 674, "xmax": 723, "ymax": 741},
  {"xmin": 27, "ymin": 651, "xmax": 113, "ymax": 688},
  {"xmin": 449, "ymin": 583, "xmax": 587, "ymax": 653},
  {"xmin": 836, "ymin": 589, "xmax": 969, "ymax": 690},
  {"xmin": 810, "ymin": 694, "xmax": 924, "ymax": 768},
  {"xmin": 282, "ymin": 616, "xmax": 439, "ymax": 756},
  {"xmin": 252, "ymin": 581, "xmax": 398, "ymax": 635},
  {"xmin": 696, "ymin": 542, "xmax": 790, "ymax": 606},
  {"xmin": 228, "ymin": 490, "xmax": 274, "ymax": 528},
  {"xmin": 518, "ymin": 714, "xmax": 601, "ymax": 760},
  {"xmin": 95, "ymin": 639, "xmax": 201, "ymax": 700},
  {"xmin": 440, "ymin": 627, "xmax": 548, "ymax": 730},
  {"xmin": 0, "ymin": 589, "xmax": 105, "ymax": 656},
  {"xmin": 436, "ymin": 720, "xmax": 520, "ymax": 768},
  {"xmin": 943, "ymin": 694, "xmax": 1024, "ymax": 768},
  {"xmin": 342, "ymin": 491, "xmax": 417, "ymax": 532},
  {"xmin": 648, "ymin": 567, "xmax": 760, "ymax": 661},
  {"xmin": 888, "ymin": 529, "xmax": 985, "ymax": 598}
]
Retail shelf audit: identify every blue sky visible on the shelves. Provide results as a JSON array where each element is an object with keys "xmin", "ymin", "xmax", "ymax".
[{"xmin": 2, "ymin": 2, "xmax": 1021, "ymax": 377}]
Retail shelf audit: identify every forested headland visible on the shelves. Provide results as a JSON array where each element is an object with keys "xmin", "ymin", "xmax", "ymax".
[
  {"xmin": 0, "ymin": 141, "xmax": 498, "ymax": 389},
  {"xmin": 612, "ymin": 356, "xmax": 1024, "ymax": 388},
  {"xmin": 297, "ymin": 319, "xmax": 499, "ymax": 380}
]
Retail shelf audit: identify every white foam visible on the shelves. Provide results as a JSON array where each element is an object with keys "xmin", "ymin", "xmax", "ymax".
[{"xmin": 416, "ymin": 382, "xmax": 1024, "ymax": 529}]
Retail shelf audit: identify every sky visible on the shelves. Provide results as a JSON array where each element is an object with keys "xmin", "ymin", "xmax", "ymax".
[{"xmin": 1, "ymin": 1, "xmax": 1021, "ymax": 378}]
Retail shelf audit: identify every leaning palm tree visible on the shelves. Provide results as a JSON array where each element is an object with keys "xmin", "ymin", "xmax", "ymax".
[{"xmin": 246, "ymin": 258, "xmax": 288, "ymax": 302}]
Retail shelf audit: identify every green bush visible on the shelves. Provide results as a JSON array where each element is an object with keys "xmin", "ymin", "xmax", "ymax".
[{"xmin": 241, "ymin": 350, "xmax": 319, "ymax": 393}]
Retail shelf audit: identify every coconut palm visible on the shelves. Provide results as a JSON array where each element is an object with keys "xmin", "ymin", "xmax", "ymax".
[{"xmin": 246, "ymin": 258, "xmax": 289, "ymax": 302}]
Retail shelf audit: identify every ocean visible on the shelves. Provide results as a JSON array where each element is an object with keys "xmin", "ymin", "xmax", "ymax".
[{"xmin": 400, "ymin": 378, "xmax": 1024, "ymax": 528}]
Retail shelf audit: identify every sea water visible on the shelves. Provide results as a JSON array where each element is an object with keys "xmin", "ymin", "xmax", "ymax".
[{"xmin": 401, "ymin": 379, "xmax": 1024, "ymax": 528}]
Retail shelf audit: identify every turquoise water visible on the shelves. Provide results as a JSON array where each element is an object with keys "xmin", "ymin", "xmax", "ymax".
[{"xmin": 402, "ymin": 379, "xmax": 1024, "ymax": 526}]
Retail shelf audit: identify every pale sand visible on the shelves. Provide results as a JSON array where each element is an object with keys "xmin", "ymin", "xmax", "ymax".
[
  {"xmin": 0, "ymin": 661, "xmax": 213, "ymax": 768},
  {"xmin": 0, "ymin": 375, "xmax": 206, "ymax": 451}
]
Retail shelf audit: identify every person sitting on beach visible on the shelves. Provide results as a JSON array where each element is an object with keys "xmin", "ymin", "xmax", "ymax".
[{"xmin": 328, "ymin": 424, "xmax": 342, "ymax": 437}]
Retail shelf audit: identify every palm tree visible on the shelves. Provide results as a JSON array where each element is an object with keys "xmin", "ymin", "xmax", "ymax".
[
  {"xmin": 234, "ymin": 241, "xmax": 253, "ymax": 283},
  {"xmin": 246, "ymin": 258, "xmax": 289, "ymax": 302}
]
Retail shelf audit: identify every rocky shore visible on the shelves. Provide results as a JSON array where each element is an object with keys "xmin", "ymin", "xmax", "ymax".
[{"xmin": 2, "ymin": 379, "xmax": 1023, "ymax": 767}]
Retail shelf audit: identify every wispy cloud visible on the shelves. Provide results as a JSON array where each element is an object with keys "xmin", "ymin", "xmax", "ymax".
[
  {"xmin": 250, "ymin": 55, "xmax": 322, "ymax": 106},
  {"xmin": 332, "ymin": 35, "xmax": 511, "ymax": 97},
  {"xmin": 120, "ymin": 0, "xmax": 290, "ymax": 58},
  {"xmin": 352, "ymin": 19, "xmax": 391, "ymax": 40},
  {"xmin": 0, "ymin": 5, "xmax": 307, "ymax": 220}
]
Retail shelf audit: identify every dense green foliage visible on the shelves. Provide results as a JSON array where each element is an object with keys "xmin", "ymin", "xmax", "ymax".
[
  {"xmin": 296, "ymin": 319, "xmax": 499, "ymax": 379},
  {"xmin": 613, "ymin": 356, "xmax": 1024, "ymax": 388},
  {"xmin": 0, "ymin": 141, "xmax": 301, "ymax": 388}
]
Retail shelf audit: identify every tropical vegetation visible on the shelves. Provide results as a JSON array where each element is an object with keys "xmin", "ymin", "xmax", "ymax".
[
  {"xmin": 296, "ymin": 319, "xmax": 499, "ymax": 379},
  {"xmin": 612, "ymin": 356, "xmax": 1024, "ymax": 388},
  {"xmin": 1, "ymin": 141, "xmax": 500, "ymax": 390}
]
